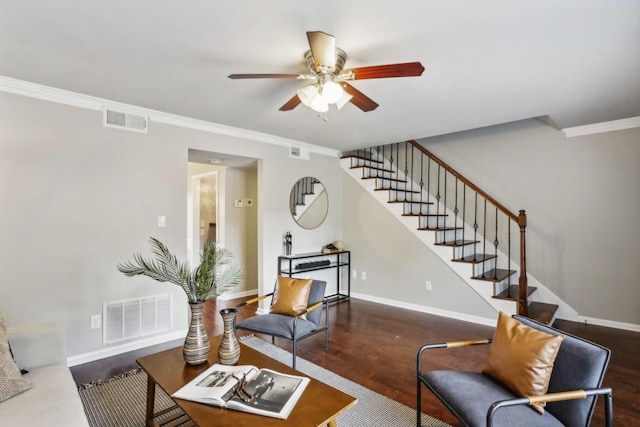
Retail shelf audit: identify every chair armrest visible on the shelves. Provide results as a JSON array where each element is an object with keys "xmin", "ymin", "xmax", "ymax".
[
  {"xmin": 487, "ymin": 387, "xmax": 613, "ymax": 427},
  {"xmin": 7, "ymin": 321, "xmax": 67, "ymax": 370},
  {"xmin": 301, "ymin": 301, "xmax": 324, "ymax": 315},
  {"xmin": 234, "ymin": 293, "xmax": 274, "ymax": 311},
  {"xmin": 417, "ymin": 339, "xmax": 491, "ymax": 374}
]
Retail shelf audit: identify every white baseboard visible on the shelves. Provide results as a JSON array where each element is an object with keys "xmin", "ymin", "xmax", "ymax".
[
  {"xmin": 350, "ymin": 292, "xmax": 640, "ymax": 332},
  {"xmin": 67, "ymin": 329, "xmax": 187, "ymax": 367},
  {"xmin": 218, "ymin": 289, "xmax": 258, "ymax": 301},
  {"xmin": 349, "ymin": 292, "xmax": 497, "ymax": 327},
  {"xmin": 577, "ymin": 315, "xmax": 640, "ymax": 333}
]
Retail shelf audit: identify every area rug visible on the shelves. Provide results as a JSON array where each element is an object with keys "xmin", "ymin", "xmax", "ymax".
[{"xmin": 78, "ymin": 336, "xmax": 451, "ymax": 427}]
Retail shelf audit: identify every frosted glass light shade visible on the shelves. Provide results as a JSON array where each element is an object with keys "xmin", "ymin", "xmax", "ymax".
[
  {"xmin": 297, "ymin": 85, "xmax": 319, "ymax": 107},
  {"xmin": 321, "ymin": 81, "xmax": 344, "ymax": 104},
  {"xmin": 335, "ymin": 91, "xmax": 353, "ymax": 110},
  {"xmin": 310, "ymin": 96, "xmax": 329, "ymax": 112}
]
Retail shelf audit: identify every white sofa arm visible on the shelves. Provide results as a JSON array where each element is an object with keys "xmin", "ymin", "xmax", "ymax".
[{"xmin": 7, "ymin": 321, "xmax": 67, "ymax": 370}]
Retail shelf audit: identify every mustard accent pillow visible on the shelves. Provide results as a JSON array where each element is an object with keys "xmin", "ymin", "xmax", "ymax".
[
  {"xmin": 271, "ymin": 276, "xmax": 312, "ymax": 319},
  {"xmin": 482, "ymin": 311, "xmax": 564, "ymax": 414},
  {"xmin": 0, "ymin": 314, "xmax": 33, "ymax": 403}
]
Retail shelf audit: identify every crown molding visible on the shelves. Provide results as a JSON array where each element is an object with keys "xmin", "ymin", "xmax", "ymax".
[
  {"xmin": 563, "ymin": 116, "xmax": 640, "ymax": 138},
  {"xmin": 0, "ymin": 75, "xmax": 341, "ymax": 158}
]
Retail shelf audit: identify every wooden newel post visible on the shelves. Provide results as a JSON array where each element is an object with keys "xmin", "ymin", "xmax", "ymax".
[{"xmin": 517, "ymin": 210, "xmax": 528, "ymax": 316}]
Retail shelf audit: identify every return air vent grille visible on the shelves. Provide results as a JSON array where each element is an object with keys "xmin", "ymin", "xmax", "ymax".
[
  {"xmin": 289, "ymin": 145, "xmax": 309, "ymax": 160},
  {"xmin": 103, "ymin": 293, "xmax": 171, "ymax": 345},
  {"xmin": 103, "ymin": 108, "xmax": 149, "ymax": 133}
]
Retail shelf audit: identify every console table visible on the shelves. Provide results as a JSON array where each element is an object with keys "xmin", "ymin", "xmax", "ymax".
[{"xmin": 277, "ymin": 251, "xmax": 350, "ymax": 303}]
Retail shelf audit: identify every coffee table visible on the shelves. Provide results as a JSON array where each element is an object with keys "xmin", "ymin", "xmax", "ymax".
[{"xmin": 137, "ymin": 335, "xmax": 357, "ymax": 426}]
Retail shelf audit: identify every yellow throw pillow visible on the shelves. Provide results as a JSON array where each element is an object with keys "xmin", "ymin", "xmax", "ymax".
[
  {"xmin": 271, "ymin": 276, "xmax": 312, "ymax": 319},
  {"xmin": 482, "ymin": 311, "xmax": 564, "ymax": 414}
]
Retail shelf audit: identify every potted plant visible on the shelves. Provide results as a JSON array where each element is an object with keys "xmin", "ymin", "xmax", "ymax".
[{"xmin": 117, "ymin": 237, "xmax": 243, "ymax": 365}]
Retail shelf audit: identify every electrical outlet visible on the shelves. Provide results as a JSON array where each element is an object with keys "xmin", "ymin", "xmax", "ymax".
[
  {"xmin": 91, "ymin": 314, "xmax": 101, "ymax": 329},
  {"xmin": 361, "ymin": 271, "xmax": 367, "ymax": 280},
  {"xmin": 425, "ymin": 281, "xmax": 432, "ymax": 291},
  {"xmin": 352, "ymin": 270, "xmax": 357, "ymax": 279}
]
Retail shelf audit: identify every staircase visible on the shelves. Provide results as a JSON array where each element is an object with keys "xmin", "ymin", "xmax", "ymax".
[{"xmin": 341, "ymin": 141, "xmax": 568, "ymax": 324}]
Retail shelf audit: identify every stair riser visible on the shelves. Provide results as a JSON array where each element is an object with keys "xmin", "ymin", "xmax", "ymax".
[
  {"xmin": 348, "ymin": 158, "xmax": 384, "ymax": 169},
  {"xmin": 402, "ymin": 203, "xmax": 435, "ymax": 215},
  {"xmin": 418, "ymin": 216, "xmax": 451, "ymax": 229},
  {"xmin": 451, "ymin": 244, "xmax": 482, "ymax": 259},
  {"xmin": 387, "ymin": 190, "xmax": 425, "ymax": 202},
  {"xmin": 374, "ymin": 178, "xmax": 414, "ymax": 190},
  {"xmin": 362, "ymin": 169, "xmax": 395, "ymax": 180}
]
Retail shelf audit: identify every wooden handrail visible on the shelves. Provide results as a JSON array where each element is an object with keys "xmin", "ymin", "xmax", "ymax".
[
  {"xmin": 406, "ymin": 140, "xmax": 529, "ymax": 316},
  {"xmin": 408, "ymin": 141, "xmax": 518, "ymax": 221}
]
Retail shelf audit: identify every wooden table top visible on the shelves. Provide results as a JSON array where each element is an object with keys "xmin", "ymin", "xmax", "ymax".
[{"xmin": 137, "ymin": 336, "xmax": 357, "ymax": 427}]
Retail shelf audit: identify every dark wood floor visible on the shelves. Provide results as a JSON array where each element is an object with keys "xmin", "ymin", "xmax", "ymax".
[{"xmin": 71, "ymin": 298, "xmax": 640, "ymax": 426}]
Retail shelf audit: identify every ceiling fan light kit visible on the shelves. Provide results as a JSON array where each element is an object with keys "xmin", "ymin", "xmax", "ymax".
[{"xmin": 228, "ymin": 31, "xmax": 425, "ymax": 115}]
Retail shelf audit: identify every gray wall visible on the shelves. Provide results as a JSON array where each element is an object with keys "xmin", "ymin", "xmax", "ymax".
[
  {"xmin": 0, "ymin": 91, "xmax": 343, "ymax": 356},
  {"xmin": 1, "ymin": 90, "xmax": 637, "ymax": 362},
  {"xmin": 344, "ymin": 119, "xmax": 639, "ymax": 325}
]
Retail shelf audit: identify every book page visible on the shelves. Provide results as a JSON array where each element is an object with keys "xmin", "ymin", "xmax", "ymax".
[
  {"xmin": 172, "ymin": 364, "xmax": 258, "ymax": 405},
  {"xmin": 225, "ymin": 368, "xmax": 310, "ymax": 419}
]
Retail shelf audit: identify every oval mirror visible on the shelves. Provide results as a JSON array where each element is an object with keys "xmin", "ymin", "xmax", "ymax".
[{"xmin": 289, "ymin": 177, "xmax": 328, "ymax": 229}]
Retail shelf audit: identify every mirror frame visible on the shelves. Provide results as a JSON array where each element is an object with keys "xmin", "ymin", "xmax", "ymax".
[{"xmin": 289, "ymin": 177, "xmax": 328, "ymax": 230}]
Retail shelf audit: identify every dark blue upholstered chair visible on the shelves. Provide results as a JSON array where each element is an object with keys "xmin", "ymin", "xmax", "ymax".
[
  {"xmin": 417, "ymin": 315, "xmax": 612, "ymax": 427},
  {"xmin": 234, "ymin": 280, "xmax": 329, "ymax": 369}
]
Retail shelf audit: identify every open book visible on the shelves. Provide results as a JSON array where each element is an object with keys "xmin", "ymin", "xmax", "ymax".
[{"xmin": 171, "ymin": 364, "xmax": 309, "ymax": 420}]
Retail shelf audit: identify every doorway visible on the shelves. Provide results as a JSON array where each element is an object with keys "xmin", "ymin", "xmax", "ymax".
[{"xmin": 190, "ymin": 170, "xmax": 219, "ymax": 265}]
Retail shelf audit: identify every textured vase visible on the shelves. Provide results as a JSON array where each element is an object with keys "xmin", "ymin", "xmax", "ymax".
[
  {"xmin": 183, "ymin": 302, "xmax": 210, "ymax": 365},
  {"xmin": 217, "ymin": 308, "xmax": 241, "ymax": 365}
]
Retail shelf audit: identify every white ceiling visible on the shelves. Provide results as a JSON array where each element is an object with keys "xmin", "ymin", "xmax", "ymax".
[{"xmin": 1, "ymin": 1, "xmax": 638, "ymax": 152}]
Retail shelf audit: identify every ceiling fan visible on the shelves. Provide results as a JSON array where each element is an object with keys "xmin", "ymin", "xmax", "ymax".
[{"xmin": 228, "ymin": 31, "xmax": 425, "ymax": 113}]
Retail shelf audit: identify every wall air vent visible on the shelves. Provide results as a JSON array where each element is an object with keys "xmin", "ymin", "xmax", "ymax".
[
  {"xmin": 289, "ymin": 145, "xmax": 310, "ymax": 160},
  {"xmin": 103, "ymin": 293, "xmax": 171, "ymax": 345},
  {"xmin": 103, "ymin": 108, "xmax": 149, "ymax": 133}
]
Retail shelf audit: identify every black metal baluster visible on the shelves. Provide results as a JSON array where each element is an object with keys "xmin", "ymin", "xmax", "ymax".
[
  {"xmin": 453, "ymin": 178, "xmax": 459, "ymax": 247},
  {"xmin": 473, "ymin": 192, "xmax": 479, "ymax": 262},
  {"xmin": 482, "ymin": 199, "xmax": 487, "ymax": 278},
  {"xmin": 435, "ymin": 165, "xmax": 441, "ymax": 229},
  {"xmin": 462, "ymin": 184, "xmax": 467, "ymax": 258},
  {"xmin": 494, "ymin": 207, "xmax": 499, "ymax": 280}
]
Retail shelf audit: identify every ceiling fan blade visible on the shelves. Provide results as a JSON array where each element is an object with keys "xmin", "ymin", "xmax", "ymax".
[
  {"xmin": 346, "ymin": 62, "xmax": 425, "ymax": 80},
  {"xmin": 307, "ymin": 31, "xmax": 336, "ymax": 69},
  {"xmin": 279, "ymin": 94, "xmax": 301, "ymax": 111},
  {"xmin": 343, "ymin": 83, "xmax": 379, "ymax": 112},
  {"xmin": 228, "ymin": 74, "xmax": 300, "ymax": 79}
]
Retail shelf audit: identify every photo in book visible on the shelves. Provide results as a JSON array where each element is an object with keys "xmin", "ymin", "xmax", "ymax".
[{"xmin": 172, "ymin": 363, "xmax": 309, "ymax": 420}]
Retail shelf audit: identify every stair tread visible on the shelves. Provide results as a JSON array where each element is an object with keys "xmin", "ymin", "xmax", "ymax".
[
  {"xmin": 402, "ymin": 213, "xmax": 447, "ymax": 217},
  {"xmin": 526, "ymin": 302, "xmax": 560, "ymax": 325},
  {"xmin": 364, "ymin": 177, "xmax": 407, "ymax": 183},
  {"xmin": 472, "ymin": 268, "xmax": 517, "ymax": 282},
  {"xmin": 418, "ymin": 226, "xmax": 463, "ymax": 231},
  {"xmin": 434, "ymin": 239, "xmax": 480, "ymax": 247},
  {"xmin": 341, "ymin": 154, "xmax": 383, "ymax": 164},
  {"xmin": 376, "ymin": 187, "xmax": 421, "ymax": 193},
  {"xmin": 387, "ymin": 200, "xmax": 434, "ymax": 205},
  {"xmin": 492, "ymin": 284, "xmax": 537, "ymax": 300},
  {"xmin": 350, "ymin": 165, "xmax": 396, "ymax": 173},
  {"xmin": 452, "ymin": 254, "xmax": 497, "ymax": 263}
]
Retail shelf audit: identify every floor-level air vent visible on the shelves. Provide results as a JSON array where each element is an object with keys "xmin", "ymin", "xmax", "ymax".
[
  {"xmin": 103, "ymin": 108, "xmax": 149, "ymax": 133},
  {"xmin": 103, "ymin": 294, "xmax": 171, "ymax": 345}
]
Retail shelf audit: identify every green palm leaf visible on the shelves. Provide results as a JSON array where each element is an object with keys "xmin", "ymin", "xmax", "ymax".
[{"xmin": 117, "ymin": 237, "xmax": 244, "ymax": 303}]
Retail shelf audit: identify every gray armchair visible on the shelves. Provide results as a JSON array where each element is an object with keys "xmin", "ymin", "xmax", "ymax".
[
  {"xmin": 235, "ymin": 279, "xmax": 329, "ymax": 369},
  {"xmin": 417, "ymin": 315, "xmax": 612, "ymax": 427}
]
